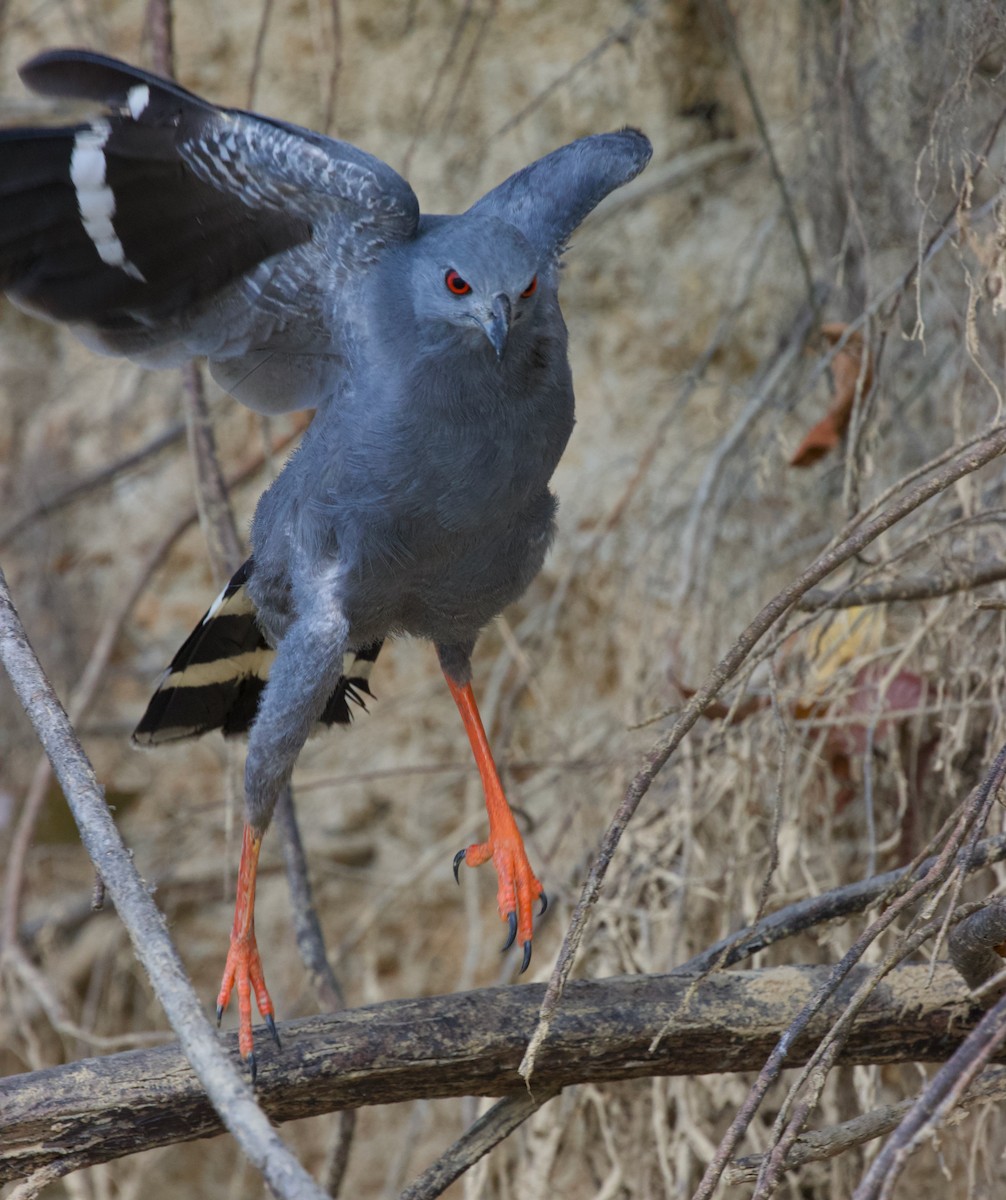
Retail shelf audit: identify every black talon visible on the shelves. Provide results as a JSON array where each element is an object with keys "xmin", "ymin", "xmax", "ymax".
[
  {"xmin": 248, "ymin": 1051, "xmax": 258, "ymax": 1085},
  {"xmin": 538, "ymin": 891, "xmax": 548, "ymax": 916},
  {"xmin": 215, "ymin": 1003, "xmax": 224, "ymax": 1026},
  {"xmin": 453, "ymin": 848, "xmax": 467, "ymax": 884},
  {"xmin": 265, "ymin": 1012, "xmax": 281, "ymax": 1049},
  {"xmin": 502, "ymin": 910, "xmax": 518, "ymax": 952},
  {"xmin": 520, "ymin": 939, "xmax": 532, "ymax": 974}
]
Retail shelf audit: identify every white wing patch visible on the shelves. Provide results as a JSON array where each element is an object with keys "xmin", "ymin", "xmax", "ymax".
[
  {"xmin": 126, "ymin": 84, "xmax": 151, "ymax": 120},
  {"xmin": 69, "ymin": 119, "xmax": 146, "ymax": 281}
]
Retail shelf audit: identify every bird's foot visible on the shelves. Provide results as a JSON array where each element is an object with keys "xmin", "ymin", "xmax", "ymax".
[
  {"xmin": 216, "ymin": 824, "xmax": 279, "ymax": 1080},
  {"xmin": 443, "ymin": 674, "xmax": 548, "ymax": 970},
  {"xmin": 216, "ymin": 927, "xmax": 279, "ymax": 1080},
  {"xmin": 454, "ymin": 828, "xmax": 547, "ymax": 972}
]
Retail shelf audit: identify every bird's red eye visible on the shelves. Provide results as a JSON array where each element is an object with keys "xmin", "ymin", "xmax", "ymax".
[
  {"xmin": 445, "ymin": 269, "xmax": 472, "ymax": 296},
  {"xmin": 521, "ymin": 276, "xmax": 538, "ymax": 298}
]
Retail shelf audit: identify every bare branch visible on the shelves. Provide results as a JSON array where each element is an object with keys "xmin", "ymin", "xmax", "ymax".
[
  {"xmin": 523, "ymin": 421, "xmax": 1006, "ymax": 1088},
  {"xmin": 247, "ymin": 0, "xmax": 276, "ymax": 112},
  {"xmin": 275, "ymin": 786, "xmax": 356, "ymax": 1197},
  {"xmin": 487, "ymin": 2, "xmax": 648, "ymax": 144},
  {"xmin": 180, "ymin": 360, "xmax": 244, "ymax": 582},
  {"xmin": 727, "ymin": 1067, "xmax": 1006, "ymax": 1183},
  {"xmin": 712, "ymin": 0, "xmax": 818, "ymax": 312},
  {"xmin": 0, "ymin": 963, "xmax": 981, "ymax": 1184},
  {"xmin": 799, "ymin": 560, "xmax": 1006, "ymax": 610},
  {"xmin": 401, "ymin": 0, "xmax": 475, "ymax": 174},
  {"xmin": 321, "ymin": 0, "xmax": 343, "ymax": 134},
  {"xmin": 679, "ymin": 832, "xmax": 1006, "ymax": 974},
  {"xmin": 948, "ymin": 897, "xmax": 1006, "ymax": 989},
  {"xmin": 0, "ymin": 418, "xmax": 186, "ymax": 551},
  {"xmin": 1, "ymin": 417, "xmax": 306, "ymax": 958},
  {"xmin": 0, "ymin": 571, "xmax": 325, "ymax": 1200},
  {"xmin": 853, "ymin": 987, "xmax": 1006, "ymax": 1200},
  {"xmin": 399, "ymin": 1090, "xmax": 559, "ymax": 1200},
  {"xmin": 693, "ymin": 740, "xmax": 1006, "ymax": 1200},
  {"xmin": 751, "ymin": 900, "xmax": 989, "ymax": 1199}
]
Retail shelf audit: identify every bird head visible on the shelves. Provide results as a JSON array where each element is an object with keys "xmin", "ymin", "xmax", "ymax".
[{"xmin": 412, "ymin": 216, "xmax": 542, "ymax": 361}]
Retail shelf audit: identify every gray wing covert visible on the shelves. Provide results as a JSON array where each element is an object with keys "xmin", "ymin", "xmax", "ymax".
[
  {"xmin": 1, "ymin": 50, "xmax": 420, "ymax": 411},
  {"xmin": 466, "ymin": 129, "xmax": 651, "ymax": 262}
]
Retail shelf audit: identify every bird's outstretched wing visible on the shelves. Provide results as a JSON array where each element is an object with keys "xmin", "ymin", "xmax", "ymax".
[
  {"xmin": 467, "ymin": 129, "xmax": 651, "ymax": 261},
  {"xmin": 0, "ymin": 49, "xmax": 420, "ymax": 411}
]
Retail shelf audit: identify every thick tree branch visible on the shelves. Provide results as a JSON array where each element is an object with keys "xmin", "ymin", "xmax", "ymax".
[{"xmin": 0, "ymin": 963, "xmax": 983, "ymax": 1183}]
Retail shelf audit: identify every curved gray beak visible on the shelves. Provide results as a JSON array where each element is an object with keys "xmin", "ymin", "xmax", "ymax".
[{"xmin": 480, "ymin": 293, "xmax": 512, "ymax": 360}]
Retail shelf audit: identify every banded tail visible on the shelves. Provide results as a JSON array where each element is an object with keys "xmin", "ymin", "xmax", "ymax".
[{"xmin": 133, "ymin": 558, "xmax": 381, "ymax": 745}]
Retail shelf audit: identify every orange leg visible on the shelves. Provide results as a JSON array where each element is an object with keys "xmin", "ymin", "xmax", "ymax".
[
  {"xmin": 445, "ymin": 675, "xmax": 547, "ymax": 971},
  {"xmin": 216, "ymin": 823, "xmax": 279, "ymax": 1077}
]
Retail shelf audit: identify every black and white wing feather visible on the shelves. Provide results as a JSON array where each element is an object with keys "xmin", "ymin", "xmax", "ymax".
[
  {"xmin": 132, "ymin": 558, "xmax": 383, "ymax": 744},
  {"xmin": 0, "ymin": 49, "xmax": 420, "ymax": 412}
]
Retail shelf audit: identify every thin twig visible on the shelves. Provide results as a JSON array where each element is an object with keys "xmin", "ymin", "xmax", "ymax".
[
  {"xmin": 180, "ymin": 361, "xmax": 244, "ymax": 583},
  {"xmin": 487, "ymin": 2, "xmax": 647, "ymax": 144},
  {"xmin": 752, "ymin": 898, "xmax": 990, "ymax": 1199},
  {"xmin": 695, "ymin": 742, "xmax": 1006, "ymax": 1200},
  {"xmin": 538, "ymin": 208, "xmax": 780, "ymax": 684},
  {"xmin": 321, "ymin": 0, "xmax": 343, "ymax": 134},
  {"xmin": 853, "ymin": 983, "xmax": 1006, "ymax": 1199},
  {"xmin": 0, "ymin": 565, "xmax": 328, "ymax": 1200},
  {"xmin": 439, "ymin": 0, "xmax": 496, "ymax": 136},
  {"xmin": 147, "ymin": 6, "xmax": 242, "ymax": 587},
  {"xmin": 727, "ymin": 1067, "xmax": 1006, "ymax": 1183},
  {"xmin": 275, "ymin": 787, "xmax": 346, "ymax": 1013},
  {"xmin": 399, "ymin": 1089, "xmax": 560, "ymax": 1200},
  {"xmin": 4, "ymin": 942, "xmax": 171, "ymax": 1050},
  {"xmin": 401, "ymin": 0, "xmax": 475, "ymax": 175},
  {"xmin": 673, "ymin": 305, "xmax": 812, "ymax": 607},
  {"xmin": 713, "ymin": 0, "xmax": 817, "ymax": 314},
  {"xmin": 143, "ymin": 0, "xmax": 175, "ymax": 74},
  {"xmin": 5, "ymin": 1162, "xmax": 81, "ymax": 1200},
  {"xmin": 0, "ymin": 511, "xmax": 193, "ymax": 956},
  {"xmin": 800, "ymin": 559, "xmax": 1006, "ymax": 609},
  {"xmin": 247, "ymin": 0, "xmax": 276, "ymax": 112},
  {"xmin": 677, "ymin": 831, "xmax": 1006, "ymax": 975},
  {"xmin": 275, "ymin": 786, "xmax": 356, "ymax": 1197},
  {"xmin": 521, "ymin": 421, "xmax": 1006, "ymax": 1088},
  {"xmin": 0, "ymin": 420, "xmax": 304, "ymax": 958},
  {"xmin": 0, "ymin": 419, "xmax": 186, "ymax": 551}
]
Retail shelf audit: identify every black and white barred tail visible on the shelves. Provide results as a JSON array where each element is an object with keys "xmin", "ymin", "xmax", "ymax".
[{"xmin": 133, "ymin": 559, "xmax": 381, "ymax": 745}]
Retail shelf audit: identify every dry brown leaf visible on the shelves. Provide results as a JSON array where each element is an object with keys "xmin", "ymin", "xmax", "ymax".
[{"xmin": 790, "ymin": 322, "xmax": 875, "ymax": 467}]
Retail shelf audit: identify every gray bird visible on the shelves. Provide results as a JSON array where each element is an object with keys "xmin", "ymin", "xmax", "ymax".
[{"xmin": 0, "ymin": 49, "xmax": 651, "ymax": 1070}]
